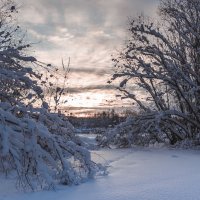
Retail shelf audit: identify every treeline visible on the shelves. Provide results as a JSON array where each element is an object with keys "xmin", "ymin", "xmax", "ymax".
[{"xmin": 69, "ymin": 109, "xmax": 127, "ymax": 128}]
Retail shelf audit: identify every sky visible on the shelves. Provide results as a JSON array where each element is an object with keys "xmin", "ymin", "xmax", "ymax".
[{"xmin": 16, "ymin": 0, "xmax": 158, "ymax": 115}]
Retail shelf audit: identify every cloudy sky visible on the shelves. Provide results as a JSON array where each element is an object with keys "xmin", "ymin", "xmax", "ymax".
[{"xmin": 16, "ymin": 0, "xmax": 158, "ymax": 115}]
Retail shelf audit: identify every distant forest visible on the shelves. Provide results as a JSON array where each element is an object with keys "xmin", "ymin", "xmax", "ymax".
[{"xmin": 68, "ymin": 109, "xmax": 132, "ymax": 128}]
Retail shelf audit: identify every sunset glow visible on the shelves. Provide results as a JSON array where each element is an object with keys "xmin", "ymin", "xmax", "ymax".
[{"xmin": 67, "ymin": 92, "xmax": 107, "ymax": 108}]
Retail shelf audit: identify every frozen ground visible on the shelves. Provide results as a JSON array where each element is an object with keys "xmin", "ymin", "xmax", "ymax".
[{"xmin": 1, "ymin": 135, "xmax": 200, "ymax": 200}]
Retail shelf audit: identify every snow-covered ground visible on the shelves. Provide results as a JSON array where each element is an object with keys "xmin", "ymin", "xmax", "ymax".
[{"xmin": 1, "ymin": 135, "xmax": 200, "ymax": 200}]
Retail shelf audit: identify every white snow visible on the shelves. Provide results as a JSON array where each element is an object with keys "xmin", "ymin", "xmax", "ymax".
[{"xmin": 1, "ymin": 144, "xmax": 200, "ymax": 200}]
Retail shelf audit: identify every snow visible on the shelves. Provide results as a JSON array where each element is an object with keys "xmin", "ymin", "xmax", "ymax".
[{"xmin": 1, "ymin": 138, "xmax": 200, "ymax": 200}]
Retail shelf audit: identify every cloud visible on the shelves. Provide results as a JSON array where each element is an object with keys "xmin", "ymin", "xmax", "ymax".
[
  {"xmin": 45, "ymin": 84, "xmax": 116, "ymax": 94},
  {"xmin": 67, "ymin": 85, "xmax": 116, "ymax": 94},
  {"xmin": 17, "ymin": 0, "xmax": 158, "ymax": 65},
  {"xmin": 70, "ymin": 67, "xmax": 109, "ymax": 76}
]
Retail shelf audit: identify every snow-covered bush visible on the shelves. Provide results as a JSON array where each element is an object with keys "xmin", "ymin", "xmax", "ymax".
[
  {"xmin": 101, "ymin": 0, "xmax": 200, "ymax": 147},
  {"xmin": 0, "ymin": 103, "xmax": 97, "ymax": 190},
  {"xmin": 98, "ymin": 111, "xmax": 200, "ymax": 148}
]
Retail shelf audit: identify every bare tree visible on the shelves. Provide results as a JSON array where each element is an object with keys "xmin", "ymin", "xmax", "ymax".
[
  {"xmin": 42, "ymin": 58, "xmax": 70, "ymax": 112},
  {"xmin": 100, "ymin": 0, "xmax": 200, "ymax": 147}
]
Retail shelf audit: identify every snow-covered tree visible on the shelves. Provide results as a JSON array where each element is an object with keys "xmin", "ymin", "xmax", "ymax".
[
  {"xmin": 0, "ymin": 0, "xmax": 44, "ymax": 105},
  {"xmin": 0, "ymin": 0, "xmax": 99, "ymax": 190},
  {"xmin": 99, "ymin": 0, "xmax": 200, "ymax": 147}
]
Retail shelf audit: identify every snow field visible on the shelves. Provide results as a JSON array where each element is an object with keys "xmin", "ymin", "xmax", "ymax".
[{"xmin": 1, "ymin": 147, "xmax": 200, "ymax": 200}]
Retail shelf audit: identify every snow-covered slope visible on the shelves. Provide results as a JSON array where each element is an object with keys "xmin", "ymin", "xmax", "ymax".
[{"xmin": 1, "ymin": 147, "xmax": 200, "ymax": 200}]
